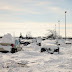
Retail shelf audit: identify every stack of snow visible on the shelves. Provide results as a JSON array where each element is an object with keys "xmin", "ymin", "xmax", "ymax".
[
  {"xmin": 65, "ymin": 45, "xmax": 72, "ymax": 55},
  {"xmin": 0, "ymin": 33, "xmax": 14, "ymax": 43},
  {"xmin": 23, "ymin": 43, "xmax": 40, "ymax": 51},
  {"xmin": 41, "ymin": 40, "xmax": 57, "ymax": 46}
]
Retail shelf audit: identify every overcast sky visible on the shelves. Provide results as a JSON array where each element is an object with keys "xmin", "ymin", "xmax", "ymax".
[{"xmin": 0, "ymin": 0, "xmax": 72, "ymax": 37}]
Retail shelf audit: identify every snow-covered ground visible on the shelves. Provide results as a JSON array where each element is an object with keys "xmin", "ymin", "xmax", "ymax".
[{"xmin": 0, "ymin": 38, "xmax": 72, "ymax": 72}]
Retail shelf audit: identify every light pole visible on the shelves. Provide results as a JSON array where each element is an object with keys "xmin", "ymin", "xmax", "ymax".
[
  {"xmin": 65, "ymin": 11, "xmax": 67, "ymax": 40},
  {"xmin": 55, "ymin": 24, "xmax": 56, "ymax": 39},
  {"xmin": 58, "ymin": 20, "xmax": 60, "ymax": 36}
]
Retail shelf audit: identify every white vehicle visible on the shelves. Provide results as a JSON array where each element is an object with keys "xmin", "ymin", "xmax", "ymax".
[
  {"xmin": 0, "ymin": 33, "xmax": 22, "ymax": 53},
  {"xmin": 19, "ymin": 38, "xmax": 33, "ymax": 46},
  {"xmin": 0, "ymin": 40, "xmax": 22, "ymax": 53},
  {"xmin": 41, "ymin": 40, "xmax": 59, "ymax": 54},
  {"xmin": 36, "ymin": 37, "xmax": 42, "ymax": 46},
  {"xmin": 65, "ymin": 40, "xmax": 72, "ymax": 44}
]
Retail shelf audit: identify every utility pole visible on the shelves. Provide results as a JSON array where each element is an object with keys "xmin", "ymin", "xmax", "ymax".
[
  {"xmin": 55, "ymin": 24, "xmax": 56, "ymax": 39},
  {"xmin": 58, "ymin": 20, "xmax": 60, "ymax": 36},
  {"xmin": 65, "ymin": 11, "xmax": 67, "ymax": 40}
]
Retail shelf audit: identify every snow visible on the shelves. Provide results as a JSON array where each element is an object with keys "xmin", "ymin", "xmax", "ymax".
[
  {"xmin": 41, "ymin": 39, "xmax": 59, "ymax": 52},
  {"xmin": 0, "ymin": 38, "xmax": 72, "ymax": 72},
  {"xmin": 41, "ymin": 43, "xmax": 58, "ymax": 48},
  {"xmin": 20, "ymin": 39, "xmax": 36, "ymax": 43},
  {"xmin": 41, "ymin": 39, "xmax": 57, "ymax": 44},
  {"xmin": 0, "ymin": 45, "xmax": 12, "ymax": 51},
  {"xmin": 36, "ymin": 37, "xmax": 42, "ymax": 43},
  {"xmin": 0, "ymin": 33, "xmax": 14, "ymax": 44},
  {"xmin": 0, "ymin": 33, "xmax": 15, "ymax": 51},
  {"xmin": 65, "ymin": 40, "xmax": 72, "ymax": 44}
]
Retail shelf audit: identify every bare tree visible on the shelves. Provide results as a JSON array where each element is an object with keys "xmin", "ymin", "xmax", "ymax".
[
  {"xmin": 45, "ymin": 29, "xmax": 62, "ymax": 39},
  {"xmin": 26, "ymin": 32, "xmax": 32, "ymax": 39}
]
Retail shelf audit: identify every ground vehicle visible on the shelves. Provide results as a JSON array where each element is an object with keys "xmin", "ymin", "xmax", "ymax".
[
  {"xmin": 0, "ymin": 40, "xmax": 22, "ymax": 53},
  {"xmin": 19, "ymin": 38, "xmax": 33, "ymax": 46},
  {"xmin": 41, "ymin": 40, "xmax": 59, "ymax": 54},
  {"xmin": 65, "ymin": 40, "xmax": 72, "ymax": 44},
  {"xmin": 36, "ymin": 37, "xmax": 42, "ymax": 46}
]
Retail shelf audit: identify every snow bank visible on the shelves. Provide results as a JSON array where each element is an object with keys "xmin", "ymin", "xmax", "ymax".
[
  {"xmin": 41, "ymin": 40, "xmax": 57, "ymax": 45},
  {"xmin": 0, "ymin": 39, "xmax": 72, "ymax": 72},
  {"xmin": 41, "ymin": 43, "xmax": 58, "ymax": 49},
  {"xmin": 25, "ymin": 43, "xmax": 41, "ymax": 51},
  {"xmin": 0, "ymin": 33, "xmax": 14, "ymax": 43},
  {"xmin": 58, "ymin": 39, "xmax": 65, "ymax": 45}
]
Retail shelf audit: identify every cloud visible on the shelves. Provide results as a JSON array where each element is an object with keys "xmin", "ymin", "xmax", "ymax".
[
  {"xmin": 0, "ymin": 4, "xmax": 41, "ymax": 14},
  {"xmin": 0, "ymin": 0, "xmax": 65, "ymax": 15},
  {"xmin": 0, "ymin": 22, "xmax": 72, "ymax": 37},
  {"xmin": 0, "ymin": 22, "xmax": 54, "ymax": 36},
  {"xmin": 0, "ymin": 0, "xmax": 68, "ymax": 18},
  {"xmin": 48, "ymin": 7, "xmax": 65, "ymax": 14},
  {"xmin": 35, "ymin": 1, "xmax": 52, "ymax": 6},
  {"xmin": 0, "ymin": 5, "xmax": 64, "ymax": 15}
]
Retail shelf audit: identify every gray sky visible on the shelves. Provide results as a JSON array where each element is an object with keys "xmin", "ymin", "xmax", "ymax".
[{"xmin": 0, "ymin": 0, "xmax": 72, "ymax": 37}]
